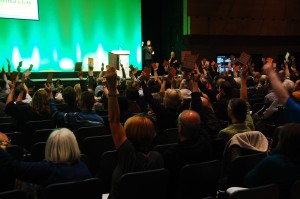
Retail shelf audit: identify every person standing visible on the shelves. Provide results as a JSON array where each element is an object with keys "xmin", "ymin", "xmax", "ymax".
[
  {"xmin": 142, "ymin": 40, "xmax": 155, "ymax": 67},
  {"xmin": 169, "ymin": 51, "xmax": 179, "ymax": 70}
]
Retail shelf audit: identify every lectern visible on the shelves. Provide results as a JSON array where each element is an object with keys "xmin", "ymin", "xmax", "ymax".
[{"xmin": 111, "ymin": 50, "xmax": 130, "ymax": 78}]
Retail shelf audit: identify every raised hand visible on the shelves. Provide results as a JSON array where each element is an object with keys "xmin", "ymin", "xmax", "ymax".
[
  {"xmin": 106, "ymin": 66, "xmax": 117, "ymax": 93},
  {"xmin": 44, "ymin": 83, "xmax": 53, "ymax": 93},
  {"xmin": 2, "ymin": 65, "xmax": 5, "ymax": 74},
  {"xmin": 8, "ymin": 81, "xmax": 15, "ymax": 90},
  {"xmin": 139, "ymin": 71, "xmax": 146, "ymax": 83},
  {"xmin": 263, "ymin": 62, "xmax": 273, "ymax": 74},
  {"xmin": 241, "ymin": 65, "xmax": 248, "ymax": 79}
]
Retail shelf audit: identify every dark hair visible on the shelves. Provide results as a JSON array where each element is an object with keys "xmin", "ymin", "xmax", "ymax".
[
  {"xmin": 228, "ymin": 98, "xmax": 247, "ymax": 123},
  {"xmin": 0, "ymin": 80, "xmax": 6, "ymax": 90},
  {"xmin": 126, "ymin": 87, "xmax": 139, "ymax": 101},
  {"xmin": 147, "ymin": 78, "xmax": 160, "ymax": 93},
  {"xmin": 56, "ymin": 79, "xmax": 62, "ymax": 85},
  {"xmin": 246, "ymin": 76, "xmax": 255, "ymax": 87},
  {"xmin": 80, "ymin": 91, "xmax": 95, "ymax": 111},
  {"xmin": 25, "ymin": 79, "xmax": 35, "ymax": 89},
  {"xmin": 14, "ymin": 84, "xmax": 27, "ymax": 100},
  {"xmin": 62, "ymin": 86, "xmax": 77, "ymax": 108},
  {"xmin": 220, "ymin": 81, "xmax": 232, "ymax": 95},
  {"xmin": 277, "ymin": 123, "xmax": 300, "ymax": 164}
]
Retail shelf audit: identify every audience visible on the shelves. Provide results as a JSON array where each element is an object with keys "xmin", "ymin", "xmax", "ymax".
[
  {"xmin": 1, "ymin": 53, "xmax": 300, "ymax": 198},
  {"xmin": 105, "ymin": 65, "xmax": 164, "ymax": 199},
  {"xmin": 292, "ymin": 79, "xmax": 300, "ymax": 103},
  {"xmin": 163, "ymin": 110, "xmax": 213, "ymax": 198},
  {"xmin": 61, "ymin": 86, "xmax": 80, "ymax": 112},
  {"xmin": 245, "ymin": 123, "xmax": 300, "ymax": 198},
  {"xmin": 0, "ymin": 128, "xmax": 91, "ymax": 198},
  {"xmin": 263, "ymin": 62, "xmax": 300, "ymax": 123},
  {"xmin": 45, "ymin": 83, "xmax": 104, "ymax": 132},
  {"xmin": 5, "ymin": 82, "xmax": 51, "ymax": 130},
  {"xmin": 142, "ymin": 74, "xmax": 183, "ymax": 133},
  {"xmin": 218, "ymin": 66, "xmax": 255, "ymax": 143}
]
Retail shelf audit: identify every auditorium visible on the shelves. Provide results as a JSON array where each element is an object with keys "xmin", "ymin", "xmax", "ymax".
[{"xmin": 0, "ymin": 0, "xmax": 300, "ymax": 198}]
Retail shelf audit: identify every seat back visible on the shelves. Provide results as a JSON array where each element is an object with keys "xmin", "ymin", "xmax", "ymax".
[
  {"xmin": 0, "ymin": 146, "xmax": 23, "ymax": 192},
  {"xmin": 6, "ymin": 145, "xmax": 23, "ymax": 160},
  {"xmin": 116, "ymin": 168, "xmax": 169, "ymax": 199},
  {"xmin": 289, "ymin": 179, "xmax": 300, "ymax": 199},
  {"xmin": 0, "ymin": 116, "xmax": 15, "ymax": 124},
  {"xmin": 227, "ymin": 153, "xmax": 267, "ymax": 187},
  {"xmin": 177, "ymin": 160, "xmax": 222, "ymax": 199},
  {"xmin": 82, "ymin": 135, "xmax": 115, "ymax": 175},
  {"xmin": 222, "ymin": 131, "xmax": 269, "ymax": 176},
  {"xmin": 0, "ymin": 123, "xmax": 16, "ymax": 133},
  {"xmin": 157, "ymin": 128, "xmax": 178, "ymax": 145},
  {"xmin": 97, "ymin": 150, "xmax": 117, "ymax": 194},
  {"xmin": 24, "ymin": 120, "xmax": 56, "ymax": 150},
  {"xmin": 76, "ymin": 125, "xmax": 106, "ymax": 148},
  {"xmin": 228, "ymin": 184, "xmax": 280, "ymax": 199},
  {"xmin": 30, "ymin": 142, "xmax": 46, "ymax": 161},
  {"xmin": 43, "ymin": 178, "xmax": 102, "ymax": 199},
  {"xmin": 153, "ymin": 143, "xmax": 177, "ymax": 155},
  {"xmin": 0, "ymin": 189, "xmax": 27, "ymax": 199},
  {"xmin": 210, "ymin": 138, "xmax": 226, "ymax": 161},
  {"xmin": 31, "ymin": 129, "xmax": 54, "ymax": 146},
  {"xmin": 101, "ymin": 115, "xmax": 111, "ymax": 134},
  {"xmin": 5, "ymin": 132, "xmax": 24, "ymax": 148}
]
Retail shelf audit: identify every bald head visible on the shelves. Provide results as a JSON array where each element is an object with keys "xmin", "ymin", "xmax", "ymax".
[{"xmin": 178, "ymin": 110, "xmax": 201, "ymax": 140}]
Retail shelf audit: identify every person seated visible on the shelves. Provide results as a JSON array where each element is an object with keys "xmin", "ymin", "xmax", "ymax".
[
  {"xmin": 5, "ymin": 82, "xmax": 51, "ymax": 130},
  {"xmin": 262, "ymin": 79, "xmax": 294, "ymax": 123},
  {"xmin": 213, "ymin": 80, "xmax": 234, "ymax": 121},
  {"xmin": 163, "ymin": 110, "xmax": 213, "ymax": 198},
  {"xmin": 190, "ymin": 72, "xmax": 221, "ymax": 138},
  {"xmin": 55, "ymin": 79, "xmax": 64, "ymax": 90},
  {"xmin": 24, "ymin": 79, "xmax": 36, "ymax": 97},
  {"xmin": 61, "ymin": 86, "xmax": 80, "ymax": 112},
  {"xmin": 0, "ymin": 67, "xmax": 10, "ymax": 100},
  {"xmin": 105, "ymin": 66, "xmax": 164, "ymax": 199},
  {"xmin": 262, "ymin": 62, "xmax": 300, "ymax": 123},
  {"xmin": 218, "ymin": 66, "xmax": 255, "ymax": 144},
  {"xmin": 0, "ymin": 79, "xmax": 9, "ymax": 100},
  {"xmin": 0, "ymin": 128, "xmax": 91, "ymax": 198},
  {"xmin": 45, "ymin": 84, "xmax": 104, "ymax": 132},
  {"xmin": 292, "ymin": 79, "xmax": 300, "ymax": 103},
  {"xmin": 141, "ymin": 73, "xmax": 183, "ymax": 134},
  {"xmin": 264, "ymin": 78, "xmax": 278, "ymax": 105},
  {"xmin": 94, "ymin": 78, "xmax": 104, "ymax": 97},
  {"xmin": 244, "ymin": 123, "xmax": 300, "ymax": 198}
]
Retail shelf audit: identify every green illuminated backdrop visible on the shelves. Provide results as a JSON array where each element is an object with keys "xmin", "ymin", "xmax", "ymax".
[{"xmin": 0, "ymin": 0, "xmax": 141, "ymax": 72}]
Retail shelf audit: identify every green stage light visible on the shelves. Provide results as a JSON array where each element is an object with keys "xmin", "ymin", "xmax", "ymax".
[{"xmin": 0, "ymin": 0, "xmax": 141, "ymax": 72}]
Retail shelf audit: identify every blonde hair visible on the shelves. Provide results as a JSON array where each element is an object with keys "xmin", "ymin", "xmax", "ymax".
[
  {"xmin": 124, "ymin": 115, "xmax": 156, "ymax": 152},
  {"xmin": 163, "ymin": 89, "xmax": 182, "ymax": 109},
  {"xmin": 45, "ymin": 128, "xmax": 80, "ymax": 164},
  {"xmin": 74, "ymin": 83, "xmax": 82, "ymax": 101}
]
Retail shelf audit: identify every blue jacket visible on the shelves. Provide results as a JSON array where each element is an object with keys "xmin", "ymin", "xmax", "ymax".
[
  {"xmin": 49, "ymin": 99, "xmax": 104, "ymax": 132},
  {"xmin": 0, "ymin": 148, "xmax": 91, "ymax": 186}
]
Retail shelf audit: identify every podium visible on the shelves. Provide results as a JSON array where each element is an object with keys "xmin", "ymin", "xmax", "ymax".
[{"xmin": 111, "ymin": 50, "xmax": 130, "ymax": 78}]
